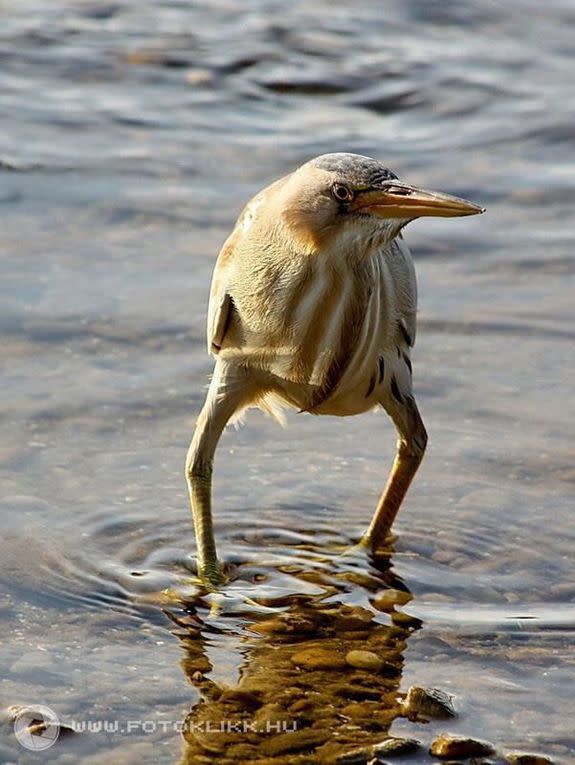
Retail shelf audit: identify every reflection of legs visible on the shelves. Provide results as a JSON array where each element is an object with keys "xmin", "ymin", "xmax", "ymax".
[
  {"xmin": 185, "ymin": 361, "xmax": 250, "ymax": 586},
  {"xmin": 362, "ymin": 395, "xmax": 427, "ymax": 551}
]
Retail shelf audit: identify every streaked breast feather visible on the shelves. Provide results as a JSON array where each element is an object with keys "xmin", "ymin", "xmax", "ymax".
[{"xmin": 305, "ymin": 263, "xmax": 373, "ymax": 410}]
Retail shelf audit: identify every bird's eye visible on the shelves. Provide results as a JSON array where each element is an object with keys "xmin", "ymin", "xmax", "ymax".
[{"xmin": 331, "ymin": 183, "xmax": 354, "ymax": 202}]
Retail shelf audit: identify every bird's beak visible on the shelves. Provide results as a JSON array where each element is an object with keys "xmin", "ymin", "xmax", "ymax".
[{"xmin": 350, "ymin": 184, "xmax": 485, "ymax": 219}]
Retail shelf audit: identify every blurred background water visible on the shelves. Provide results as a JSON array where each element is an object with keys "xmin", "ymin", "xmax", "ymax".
[{"xmin": 1, "ymin": 0, "xmax": 574, "ymax": 762}]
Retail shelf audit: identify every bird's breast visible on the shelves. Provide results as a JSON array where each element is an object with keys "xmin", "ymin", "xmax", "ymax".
[{"xmin": 225, "ymin": 249, "xmax": 400, "ymax": 413}]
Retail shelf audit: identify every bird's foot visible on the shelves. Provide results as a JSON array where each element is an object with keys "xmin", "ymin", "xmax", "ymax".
[
  {"xmin": 359, "ymin": 528, "xmax": 396, "ymax": 553},
  {"xmin": 337, "ymin": 537, "xmax": 371, "ymax": 564},
  {"xmin": 338, "ymin": 531, "xmax": 395, "ymax": 563},
  {"xmin": 197, "ymin": 559, "xmax": 227, "ymax": 591}
]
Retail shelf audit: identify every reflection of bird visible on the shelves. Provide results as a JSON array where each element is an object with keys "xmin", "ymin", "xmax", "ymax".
[{"xmin": 186, "ymin": 153, "xmax": 484, "ymax": 585}]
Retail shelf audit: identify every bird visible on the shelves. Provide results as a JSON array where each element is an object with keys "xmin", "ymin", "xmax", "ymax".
[{"xmin": 185, "ymin": 153, "xmax": 484, "ymax": 586}]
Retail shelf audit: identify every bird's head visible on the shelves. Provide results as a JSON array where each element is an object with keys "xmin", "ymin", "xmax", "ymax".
[{"xmin": 276, "ymin": 152, "xmax": 484, "ymax": 256}]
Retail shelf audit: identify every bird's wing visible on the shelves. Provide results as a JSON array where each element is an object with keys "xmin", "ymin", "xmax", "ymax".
[
  {"xmin": 207, "ymin": 286, "xmax": 232, "ymax": 355},
  {"xmin": 207, "ymin": 176, "xmax": 292, "ymax": 357},
  {"xmin": 206, "ymin": 233, "xmax": 238, "ymax": 356}
]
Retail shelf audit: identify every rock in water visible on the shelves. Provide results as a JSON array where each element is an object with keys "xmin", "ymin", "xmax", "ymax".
[
  {"xmin": 430, "ymin": 733, "xmax": 495, "ymax": 759},
  {"xmin": 373, "ymin": 736, "xmax": 420, "ymax": 755},
  {"xmin": 345, "ymin": 650, "xmax": 384, "ymax": 672},
  {"xmin": 505, "ymin": 754, "xmax": 554, "ymax": 765},
  {"xmin": 401, "ymin": 686, "xmax": 456, "ymax": 720},
  {"xmin": 333, "ymin": 745, "xmax": 373, "ymax": 764}
]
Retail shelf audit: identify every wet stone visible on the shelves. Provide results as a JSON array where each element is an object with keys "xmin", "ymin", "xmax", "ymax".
[
  {"xmin": 402, "ymin": 686, "xmax": 456, "ymax": 720},
  {"xmin": 430, "ymin": 733, "xmax": 495, "ymax": 759},
  {"xmin": 333, "ymin": 745, "xmax": 374, "ymax": 764},
  {"xmin": 505, "ymin": 754, "xmax": 554, "ymax": 765},
  {"xmin": 372, "ymin": 588, "xmax": 412, "ymax": 611},
  {"xmin": 345, "ymin": 650, "xmax": 384, "ymax": 672},
  {"xmin": 390, "ymin": 612, "xmax": 422, "ymax": 629},
  {"xmin": 373, "ymin": 736, "xmax": 420, "ymax": 756}
]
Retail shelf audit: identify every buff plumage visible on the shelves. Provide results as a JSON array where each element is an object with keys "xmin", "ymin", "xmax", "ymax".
[{"xmin": 186, "ymin": 153, "xmax": 484, "ymax": 586}]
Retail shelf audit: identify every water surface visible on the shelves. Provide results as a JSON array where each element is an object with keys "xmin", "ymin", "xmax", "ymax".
[{"xmin": 1, "ymin": 1, "xmax": 574, "ymax": 762}]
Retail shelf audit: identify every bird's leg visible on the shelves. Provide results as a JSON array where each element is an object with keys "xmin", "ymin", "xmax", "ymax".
[
  {"xmin": 362, "ymin": 396, "xmax": 427, "ymax": 551},
  {"xmin": 185, "ymin": 361, "xmax": 247, "ymax": 588}
]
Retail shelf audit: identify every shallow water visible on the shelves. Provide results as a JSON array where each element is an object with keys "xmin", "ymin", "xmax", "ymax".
[{"xmin": 1, "ymin": 0, "xmax": 574, "ymax": 762}]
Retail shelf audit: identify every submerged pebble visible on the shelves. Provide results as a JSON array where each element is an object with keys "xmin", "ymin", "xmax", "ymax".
[{"xmin": 345, "ymin": 650, "xmax": 384, "ymax": 672}]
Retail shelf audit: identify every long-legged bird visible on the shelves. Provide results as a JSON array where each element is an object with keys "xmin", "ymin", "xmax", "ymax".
[{"xmin": 185, "ymin": 153, "xmax": 484, "ymax": 585}]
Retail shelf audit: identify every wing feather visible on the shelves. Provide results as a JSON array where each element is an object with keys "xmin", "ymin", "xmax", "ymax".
[
  {"xmin": 207, "ymin": 288, "xmax": 232, "ymax": 355},
  {"xmin": 206, "ymin": 233, "xmax": 238, "ymax": 355}
]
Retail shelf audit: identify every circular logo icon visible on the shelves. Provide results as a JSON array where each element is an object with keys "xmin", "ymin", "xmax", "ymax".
[{"xmin": 13, "ymin": 705, "xmax": 60, "ymax": 751}]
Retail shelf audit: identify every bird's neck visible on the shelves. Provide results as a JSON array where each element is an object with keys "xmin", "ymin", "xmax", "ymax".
[{"xmin": 274, "ymin": 218, "xmax": 407, "ymax": 263}]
